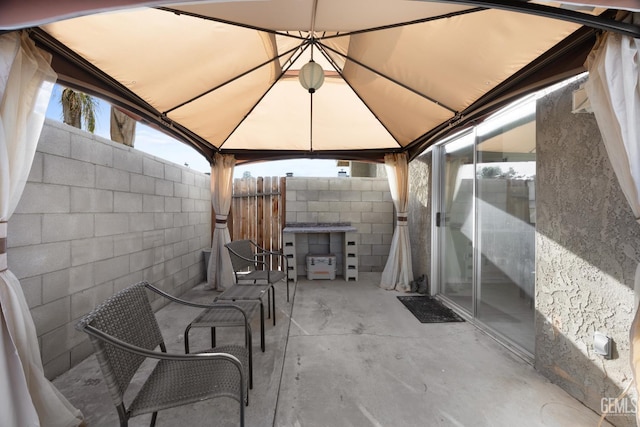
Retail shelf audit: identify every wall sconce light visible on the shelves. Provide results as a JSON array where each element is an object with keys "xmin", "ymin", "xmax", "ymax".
[{"xmin": 572, "ymin": 83, "xmax": 593, "ymax": 114}]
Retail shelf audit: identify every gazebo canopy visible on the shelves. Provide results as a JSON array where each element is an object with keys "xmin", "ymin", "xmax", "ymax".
[{"xmin": 2, "ymin": 0, "xmax": 640, "ymax": 164}]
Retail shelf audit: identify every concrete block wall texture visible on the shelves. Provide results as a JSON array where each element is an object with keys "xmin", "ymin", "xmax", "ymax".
[
  {"xmin": 536, "ymin": 78, "xmax": 640, "ymax": 426},
  {"xmin": 6, "ymin": 120, "xmax": 212, "ymax": 380},
  {"xmin": 285, "ymin": 177, "xmax": 393, "ymax": 272}
]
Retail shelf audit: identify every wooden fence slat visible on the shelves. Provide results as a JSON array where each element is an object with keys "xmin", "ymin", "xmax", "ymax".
[
  {"xmin": 259, "ymin": 176, "xmax": 264, "ymax": 248},
  {"xmin": 241, "ymin": 179, "xmax": 249, "ymax": 240},
  {"xmin": 263, "ymin": 176, "xmax": 272, "ymax": 264},
  {"xmin": 279, "ymin": 177, "xmax": 285, "ymax": 269},
  {"xmin": 271, "ymin": 177, "xmax": 278, "ymax": 268},
  {"xmin": 256, "ymin": 177, "xmax": 264, "ymax": 269},
  {"xmin": 230, "ymin": 176, "xmax": 284, "ymax": 265},
  {"xmin": 271, "ymin": 176, "xmax": 278, "ymax": 269},
  {"xmin": 231, "ymin": 179, "xmax": 240, "ymax": 240},
  {"xmin": 248, "ymin": 178, "xmax": 258, "ymax": 242}
]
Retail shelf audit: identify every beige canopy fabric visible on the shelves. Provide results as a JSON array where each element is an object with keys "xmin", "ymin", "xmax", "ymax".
[
  {"xmin": 1, "ymin": 1, "xmax": 639, "ymax": 31},
  {"xmin": 2, "ymin": 1, "xmax": 633, "ymax": 164}
]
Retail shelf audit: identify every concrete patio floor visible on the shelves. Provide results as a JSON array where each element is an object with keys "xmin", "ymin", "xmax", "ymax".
[{"xmin": 54, "ymin": 272, "xmax": 610, "ymax": 426}]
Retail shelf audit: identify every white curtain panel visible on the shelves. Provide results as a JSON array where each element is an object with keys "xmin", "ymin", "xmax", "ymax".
[
  {"xmin": 207, "ymin": 153, "xmax": 236, "ymax": 290},
  {"xmin": 380, "ymin": 152, "xmax": 413, "ymax": 291},
  {"xmin": 0, "ymin": 32, "xmax": 83, "ymax": 427},
  {"xmin": 585, "ymin": 13, "xmax": 640, "ymax": 222},
  {"xmin": 584, "ymin": 12, "xmax": 640, "ymax": 425}
]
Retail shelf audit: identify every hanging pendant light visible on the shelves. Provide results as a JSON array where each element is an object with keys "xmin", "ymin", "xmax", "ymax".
[{"xmin": 299, "ymin": 60, "xmax": 324, "ymax": 93}]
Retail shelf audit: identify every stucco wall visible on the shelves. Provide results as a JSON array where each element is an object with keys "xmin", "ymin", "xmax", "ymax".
[
  {"xmin": 536, "ymin": 78, "xmax": 640, "ymax": 425},
  {"xmin": 407, "ymin": 153, "xmax": 432, "ymax": 285},
  {"xmin": 7, "ymin": 120, "xmax": 212, "ymax": 379}
]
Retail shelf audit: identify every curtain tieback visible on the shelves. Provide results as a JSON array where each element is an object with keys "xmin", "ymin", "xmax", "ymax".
[
  {"xmin": 215, "ymin": 214, "xmax": 228, "ymax": 229},
  {"xmin": 0, "ymin": 221, "xmax": 7, "ymax": 272},
  {"xmin": 396, "ymin": 212, "xmax": 408, "ymax": 226}
]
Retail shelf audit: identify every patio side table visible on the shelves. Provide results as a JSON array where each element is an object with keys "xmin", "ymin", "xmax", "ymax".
[
  {"xmin": 184, "ymin": 300, "xmax": 260, "ymax": 389},
  {"xmin": 215, "ymin": 284, "xmax": 271, "ymax": 352}
]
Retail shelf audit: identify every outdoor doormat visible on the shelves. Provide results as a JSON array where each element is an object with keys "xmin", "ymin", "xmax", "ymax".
[{"xmin": 397, "ymin": 296, "xmax": 465, "ymax": 323}]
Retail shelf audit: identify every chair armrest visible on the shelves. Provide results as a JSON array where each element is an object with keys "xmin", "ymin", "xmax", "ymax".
[
  {"xmin": 144, "ymin": 282, "xmax": 252, "ymax": 326},
  {"xmin": 229, "ymin": 243, "xmax": 287, "ymax": 275},
  {"xmin": 256, "ymin": 250, "xmax": 284, "ymax": 257},
  {"xmin": 251, "ymin": 252, "xmax": 270, "ymax": 264},
  {"xmin": 255, "ymin": 250, "xmax": 287, "ymax": 268},
  {"xmin": 255, "ymin": 251, "xmax": 288, "ymax": 277},
  {"xmin": 252, "ymin": 242, "xmax": 285, "ymax": 258},
  {"xmin": 263, "ymin": 250, "xmax": 288, "ymax": 267},
  {"xmin": 227, "ymin": 246, "xmax": 268, "ymax": 267},
  {"xmin": 144, "ymin": 282, "xmax": 223, "ymax": 309},
  {"xmin": 253, "ymin": 251, "xmax": 273, "ymax": 266},
  {"xmin": 81, "ymin": 323, "xmax": 243, "ymax": 367}
]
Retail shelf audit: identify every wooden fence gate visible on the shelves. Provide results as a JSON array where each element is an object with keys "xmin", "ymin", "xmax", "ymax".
[{"xmin": 229, "ymin": 176, "xmax": 286, "ymax": 269}]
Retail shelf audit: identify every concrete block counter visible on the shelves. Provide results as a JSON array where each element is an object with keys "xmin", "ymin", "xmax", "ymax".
[{"xmin": 282, "ymin": 223, "xmax": 358, "ymax": 283}]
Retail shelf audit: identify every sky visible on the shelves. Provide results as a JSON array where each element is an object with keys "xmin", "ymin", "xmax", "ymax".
[{"xmin": 45, "ymin": 84, "xmax": 343, "ymax": 178}]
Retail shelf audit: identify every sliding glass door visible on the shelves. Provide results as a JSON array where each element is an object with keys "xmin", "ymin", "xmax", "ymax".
[
  {"xmin": 437, "ymin": 99, "xmax": 536, "ymax": 355},
  {"xmin": 440, "ymin": 132, "xmax": 475, "ymax": 313}
]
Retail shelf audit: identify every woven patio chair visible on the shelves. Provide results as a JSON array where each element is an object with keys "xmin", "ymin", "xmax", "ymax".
[
  {"xmin": 76, "ymin": 281, "xmax": 249, "ymax": 427},
  {"xmin": 226, "ymin": 239, "xmax": 290, "ymax": 302}
]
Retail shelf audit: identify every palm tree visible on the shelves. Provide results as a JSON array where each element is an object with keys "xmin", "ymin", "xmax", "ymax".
[
  {"xmin": 60, "ymin": 87, "xmax": 98, "ymax": 133},
  {"xmin": 60, "ymin": 86, "xmax": 137, "ymax": 147}
]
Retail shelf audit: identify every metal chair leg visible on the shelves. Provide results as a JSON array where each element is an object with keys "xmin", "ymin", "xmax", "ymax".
[
  {"xmin": 117, "ymin": 403, "xmax": 128, "ymax": 427},
  {"xmin": 260, "ymin": 302, "xmax": 265, "ymax": 352},
  {"xmin": 247, "ymin": 326, "xmax": 253, "ymax": 389},
  {"xmin": 272, "ymin": 287, "xmax": 276, "ymax": 326},
  {"xmin": 184, "ymin": 324, "xmax": 192, "ymax": 354}
]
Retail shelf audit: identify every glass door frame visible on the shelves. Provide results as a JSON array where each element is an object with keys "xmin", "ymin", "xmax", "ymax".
[
  {"xmin": 431, "ymin": 129, "xmax": 478, "ymax": 319},
  {"xmin": 431, "ymin": 125, "xmax": 535, "ymax": 362}
]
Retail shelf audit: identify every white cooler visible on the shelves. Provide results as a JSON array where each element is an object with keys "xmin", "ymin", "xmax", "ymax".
[{"xmin": 306, "ymin": 254, "xmax": 336, "ymax": 280}]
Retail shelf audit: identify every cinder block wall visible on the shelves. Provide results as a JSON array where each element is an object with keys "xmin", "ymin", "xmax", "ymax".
[
  {"xmin": 285, "ymin": 176, "xmax": 393, "ymax": 272},
  {"xmin": 6, "ymin": 120, "xmax": 212, "ymax": 379}
]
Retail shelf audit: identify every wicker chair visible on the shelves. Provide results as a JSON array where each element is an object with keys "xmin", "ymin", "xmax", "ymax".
[
  {"xmin": 76, "ymin": 281, "xmax": 249, "ymax": 427},
  {"xmin": 225, "ymin": 239, "xmax": 290, "ymax": 302}
]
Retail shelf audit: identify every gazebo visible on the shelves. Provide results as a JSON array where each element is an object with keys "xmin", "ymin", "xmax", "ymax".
[{"xmin": 1, "ymin": 1, "xmax": 639, "ymax": 426}]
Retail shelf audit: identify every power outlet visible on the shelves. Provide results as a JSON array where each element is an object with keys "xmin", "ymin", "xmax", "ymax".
[{"xmin": 594, "ymin": 332, "xmax": 613, "ymax": 359}]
